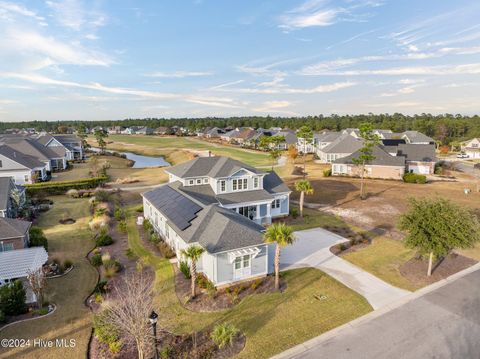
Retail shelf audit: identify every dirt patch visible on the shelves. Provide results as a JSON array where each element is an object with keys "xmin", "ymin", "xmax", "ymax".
[
  {"xmin": 59, "ymin": 218, "xmax": 76, "ymax": 225},
  {"xmin": 158, "ymin": 329, "xmax": 246, "ymax": 359},
  {"xmin": 174, "ymin": 266, "xmax": 285, "ymax": 312},
  {"xmin": 331, "ymin": 241, "xmax": 371, "ymax": 256},
  {"xmin": 399, "ymin": 253, "xmax": 477, "ymax": 286}
]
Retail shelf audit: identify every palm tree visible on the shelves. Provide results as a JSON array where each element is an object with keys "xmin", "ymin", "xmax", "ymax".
[
  {"xmin": 295, "ymin": 180, "xmax": 314, "ymax": 217},
  {"xmin": 264, "ymin": 223, "xmax": 296, "ymax": 291},
  {"xmin": 180, "ymin": 245, "xmax": 205, "ymax": 298}
]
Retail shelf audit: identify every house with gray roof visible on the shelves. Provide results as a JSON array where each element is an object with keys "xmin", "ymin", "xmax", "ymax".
[
  {"xmin": 332, "ymin": 146, "xmax": 406, "ymax": 180},
  {"xmin": 402, "ymin": 131, "xmax": 435, "ymax": 145},
  {"xmin": 36, "ymin": 133, "xmax": 83, "ymax": 161},
  {"xmin": 0, "ymin": 145, "xmax": 48, "ymax": 184},
  {"xmin": 142, "ymin": 156, "xmax": 291, "ymax": 286},
  {"xmin": 397, "ymin": 143, "xmax": 436, "ymax": 174},
  {"xmin": 0, "ymin": 217, "xmax": 31, "ymax": 252},
  {"xmin": 317, "ymin": 133, "xmax": 364, "ymax": 163},
  {"xmin": 0, "ymin": 177, "xmax": 25, "ymax": 218}
]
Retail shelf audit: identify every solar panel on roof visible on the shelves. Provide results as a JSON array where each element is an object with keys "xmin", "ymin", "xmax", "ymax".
[{"xmin": 145, "ymin": 186, "xmax": 202, "ymax": 230}]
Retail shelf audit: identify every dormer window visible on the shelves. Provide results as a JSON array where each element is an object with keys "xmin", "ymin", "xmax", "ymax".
[
  {"xmin": 196, "ymin": 179, "xmax": 202, "ymax": 185},
  {"xmin": 220, "ymin": 180, "xmax": 226, "ymax": 192},
  {"xmin": 203, "ymin": 178, "xmax": 209, "ymax": 184},
  {"xmin": 254, "ymin": 177, "xmax": 259, "ymax": 189},
  {"xmin": 189, "ymin": 179, "xmax": 194, "ymax": 185}
]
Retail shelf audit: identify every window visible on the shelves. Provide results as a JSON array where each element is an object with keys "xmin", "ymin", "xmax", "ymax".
[
  {"xmin": 196, "ymin": 179, "xmax": 202, "ymax": 184},
  {"xmin": 234, "ymin": 256, "xmax": 242, "ymax": 270},
  {"xmin": 203, "ymin": 178, "xmax": 209, "ymax": 184},
  {"xmin": 189, "ymin": 179, "xmax": 194, "ymax": 185},
  {"xmin": 0, "ymin": 242, "xmax": 14, "ymax": 252},
  {"xmin": 220, "ymin": 180, "xmax": 226, "ymax": 192},
  {"xmin": 0, "ymin": 160, "xmax": 2, "ymax": 167},
  {"xmin": 243, "ymin": 178, "xmax": 248, "ymax": 189},
  {"xmin": 272, "ymin": 199, "xmax": 280, "ymax": 209},
  {"xmin": 233, "ymin": 180, "xmax": 237, "ymax": 191},
  {"xmin": 254, "ymin": 177, "xmax": 259, "ymax": 188},
  {"xmin": 234, "ymin": 255, "xmax": 251, "ymax": 273},
  {"xmin": 24, "ymin": 175, "xmax": 29, "ymax": 182}
]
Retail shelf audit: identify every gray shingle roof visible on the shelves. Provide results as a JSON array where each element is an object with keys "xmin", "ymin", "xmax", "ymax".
[
  {"xmin": 397, "ymin": 144, "xmax": 436, "ymax": 162},
  {"xmin": 334, "ymin": 146, "xmax": 406, "ymax": 166},
  {"xmin": 0, "ymin": 217, "xmax": 31, "ymax": 239},
  {"xmin": 402, "ymin": 131, "xmax": 434, "ymax": 144},
  {"xmin": 0, "ymin": 145, "xmax": 45, "ymax": 169},
  {"xmin": 0, "ymin": 177, "xmax": 13, "ymax": 211},
  {"xmin": 320, "ymin": 134, "xmax": 364, "ymax": 154},
  {"xmin": 166, "ymin": 156, "xmax": 264, "ymax": 179},
  {"xmin": 263, "ymin": 171, "xmax": 291, "ymax": 194},
  {"xmin": 316, "ymin": 132, "xmax": 342, "ymax": 143},
  {"xmin": 0, "ymin": 138, "xmax": 62, "ymax": 160},
  {"xmin": 216, "ymin": 189, "xmax": 273, "ymax": 205}
]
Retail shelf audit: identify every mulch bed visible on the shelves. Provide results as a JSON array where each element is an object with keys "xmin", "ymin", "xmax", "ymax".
[
  {"xmin": 399, "ymin": 253, "xmax": 477, "ymax": 286},
  {"xmin": 158, "ymin": 329, "xmax": 246, "ymax": 359},
  {"xmin": 331, "ymin": 241, "xmax": 370, "ymax": 256},
  {"xmin": 174, "ymin": 265, "xmax": 285, "ymax": 312},
  {"xmin": 59, "ymin": 217, "xmax": 76, "ymax": 224}
]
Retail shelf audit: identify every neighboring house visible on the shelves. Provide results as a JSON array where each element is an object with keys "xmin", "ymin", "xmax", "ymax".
[
  {"xmin": 402, "ymin": 131, "xmax": 435, "ymax": 145},
  {"xmin": 0, "ymin": 145, "xmax": 48, "ymax": 184},
  {"xmin": 234, "ymin": 128, "xmax": 257, "ymax": 145},
  {"xmin": 0, "ymin": 217, "xmax": 31, "ymax": 251},
  {"xmin": 108, "ymin": 126, "xmax": 125, "ymax": 134},
  {"xmin": 205, "ymin": 127, "xmax": 224, "ymax": 138},
  {"xmin": 0, "ymin": 137, "xmax": 67, "ymax": 172},
  {"xmin": 142, "ymin": 156, "xmax": 291, "ymax": 286},
  {"xmin": 271, "ymin": 130, "xmax": 298, "ymax": 150},
  {"xmin": 136, "ymin": 126, "xmax": 154, "ymax": 135},
  {"xmin": 317, "ymin": 133, "xmax": 364, "ymax": 163},
  {"xmin": 220, "ymin": 129, "xmax": 240, "ymax": 142},
  {"xmin": 332, "ymin": 146, "xmax": 406, "ymax": 180},
  {"xmin": 461, "ymin": 138, "xmax": 480, "ymax": 159},
  {"xmin": 154, "ymin": 126, "xmax": 172, "ymax": 135},
  {"xmin": 0, "ymin": 177, "xmax": 25, "ymax": 218},
  {"xmin": 397, "ymin": 144, "xmax": 436, "ymax": 174},
  {"xmin": 37, "ymin": 134, "xmax": 83, "ymax": 161},
  {"xmin": 316, "ymin": 132, "xmax": 343, "ymax": 151}
]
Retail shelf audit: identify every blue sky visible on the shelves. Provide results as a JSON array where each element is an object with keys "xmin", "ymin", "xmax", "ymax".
[{"xmin": 1, "ymin": 0, "xmax": 480, "ymax": 121}]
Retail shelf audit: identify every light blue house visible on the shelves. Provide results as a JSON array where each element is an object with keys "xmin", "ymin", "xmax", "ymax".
[{"xmin": 142, "ymin": 156, "xmax": 291, "ymax": 286}]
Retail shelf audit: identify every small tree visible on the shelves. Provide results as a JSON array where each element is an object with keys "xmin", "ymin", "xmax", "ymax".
[
  {"xmin": 295, "ymin": 180, "xmax": 314, "ymax": 218},
  {"xmin": 0, "ymin": 280, "xmax": 27, "ymax": 316},
  {"xmin": 351, "ymin": 123, "xmax": 380, "ymax": 200},
  {"xmin": 100, "ymin": 271, "xmax": 154, "ymax": 359},
  {"xmin": 27, "ymin": 267, "xmax": 48, "ymax": 307},
  {"xmin": 94, "ymin": 129, "xmax": 108, "ymax": 153},
  {"xmin": 180, "ymin": 245, "xmax": 205, "ymax": 298},
  {"xmin": 77, "ymin": 123, "xmax": 90, "ymax": 149},
  {"xmin": 264, "ymin": 223, "xmax": 296, "ymax": 290},
  {"xmin": 398, "ymin": 198, "xmax": 480, "ymax": 276},
  {"xmin": 287, "ymin": 144, "xmax": 298, "ymax": 164},
  {"xmin": 297, "ymin": 126, "xmax": 313, "ymax": 178},
  {"xmin": 269, "ymin": 149, "xmax": 281, "ymax": 170},
  {"xmin": 29, "ymin": 226, "xmax": 48, "ymax": 250}
]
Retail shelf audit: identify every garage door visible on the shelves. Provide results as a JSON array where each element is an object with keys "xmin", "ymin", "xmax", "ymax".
[{"xmin": 409, "ymin": 165, "xmax": 430, "ymax": 174}]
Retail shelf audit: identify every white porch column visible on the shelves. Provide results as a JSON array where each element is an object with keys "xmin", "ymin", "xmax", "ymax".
[
  {"xmin": 255, "ymin": 204, "xmax": 261, "ymax": 219},
  {"xmin": 266, "ymin": 203, "xmax": 271, "ymax": 218}
]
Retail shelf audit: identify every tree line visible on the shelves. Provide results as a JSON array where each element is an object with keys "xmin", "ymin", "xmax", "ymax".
[{"xmin": 2, "ymin": 113, "xmax": 480, "ymax": 144}]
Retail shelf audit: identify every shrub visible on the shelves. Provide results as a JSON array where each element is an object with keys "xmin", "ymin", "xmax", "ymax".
[
  {"xmin": 290, "ymin": 207, "xmax": 299, "ymax": 219},
  {"xmin": 135, "ymin": 205, "xmax": 144, "ymax": 213},
  {"xmin": 143, "ymin": 218, "xmax": 152, "ymax": 233},
  {"xmin": 29, "ymin": 226, "xmax": 48, "ymax": 250},
  {"xmin": 0, "ymin": 280, "xmax": 27, "ymax": 316},
  {"xmin": 158, "ymin": 242, "xmax": 175, "ymax": 258},
  {"xmin": 323, "ymin": 168, "xmax": 332, "ymax": 177},
  {"xmin": 117, "ymin": 220, "xmax": 127, "ymax": 233},
  {"xmin": 63, "ymin": 259, "xmax": 73, "ymax": 269},
  {"xmin": 434, "ymin": 163, "xmax": 443, "ymax": 175},
  {"xmin": 150, "ymin": 232, "xmax": 160, "ymax": 244},
  {"xmin": 179, "ymin": 261, "xmax": 191, "ymax": 279},
  {"xmin": 95, "ymin": 207, "xmax": 107, "ymax": 217},
  {"xmin": 91, "ymin": 253, "xmax": 103, "ymax": 267},
  {"xmin": 95, "ymin": 293, "xmax": 103, "ymax": 303},
  {"xmin": 35, "ymin": 307, "xmax": 49, "ymax": 316},
  {"xmin": 108, "ymin": 341, "xmax": 122, "ymax": 354},
  {"xmin": 197, "ymin": 273, "xmax": 215, "ymax": 291},
  {"xmin": 103, "ymin": 259, "xmax": 121, "ymax": 278},
  {"xmin": 403, "ymin": 173, "xmax": 427, "ymax": 184},
  {"xmin": 95, "ymin": 230, "xmax": 114, "ymax": 247},
  {"xmin": 251, "ymin": 279, "xmax": 263, "ymax": 291},
  {"xmin": 159, "ymin": 346, "xmax": 171, "ymax": 359},
  {"xmin": 25, "ymin": 176, "xmax": 108, "ymax": 195},
  {"xmin": 93, "ymin": 310, "xmax": 121, "ymax": 351},
  {"xmin": 125, "ymin": 248, "xmax": 136, "ymax": 259},
  {"xmin": 94, "ymin": 280, "xmax": 109, "ymax": 294},
  {"xmin": 66, "ymin": 189, "xmax": 79, "ymax": 198},
  {"xmin": 211, "ymin": 323, "xmax": 239, "ymax": 349},
  {"xmin": 95, "ymin": 190, "xmax": 111, "ymax": 203},
  {"xmin": 339, "ymin": 243, "xmax": 347, "ymax": 251},
  {"xmin": 114, "ymin": 208, "xmax": 125, "ymax": 221}
]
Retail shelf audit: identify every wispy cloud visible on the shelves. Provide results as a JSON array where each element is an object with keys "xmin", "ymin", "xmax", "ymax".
[
  {"xmin": 213, "ymin": 81, "xmax": 357, "ymax": 94},
  {"xmin": 0, "ymin": 1, "xmax": 45, "ymax": 22},
  {"xmin": 45, "ymin": 0, "xmax": 106, "ymax": 32},
  {"xmin": 145, "ymin": 71, "xmax": 213, "ymax": 78},
  {"xmin": 253, "ymin": 100, "xmax": 298, "ymax": 115}
]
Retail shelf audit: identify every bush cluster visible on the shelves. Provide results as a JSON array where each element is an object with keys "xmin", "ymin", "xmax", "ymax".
[
  {"xmin": 29, "ymin": 226, "xmax": 48, "ymax": 251},
  {"xmin": 403, "ymin": 173, "xmax": 427, "ymax": 184},
  {"xmin": 26, "ymin": 176, "xmax": 108, "ymax": 195}
]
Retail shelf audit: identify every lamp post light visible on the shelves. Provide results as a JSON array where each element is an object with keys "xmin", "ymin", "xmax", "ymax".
[{"xmin": 149, "ymin": 310, "xmax": 159, "ymax": 359}]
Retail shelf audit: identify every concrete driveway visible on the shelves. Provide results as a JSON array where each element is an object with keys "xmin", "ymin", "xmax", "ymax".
[{"xmin": 281, "ymin": 228, "xmax": 410, "ymax": 309}]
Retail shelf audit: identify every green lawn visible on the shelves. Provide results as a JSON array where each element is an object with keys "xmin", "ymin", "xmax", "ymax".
[
  {"xmin": 287, "ymin": 207, "xmax": 351, "ymax": 232},
  {"xmin": 100, "ymin": 135, "xmax": 272, "ymax": 167},
  {"xmin": 126, "ymin": 211, "xmax": 372, "ymax": 359},
  {"xmin": 0, "ymin": 196, "xmax": 98, "ymax": 359},
  {"xmin": 342, "ymin": 237, "xmax": 418, "ymax": 291}
]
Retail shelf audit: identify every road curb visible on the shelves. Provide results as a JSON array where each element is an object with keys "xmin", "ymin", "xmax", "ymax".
[{"xmin": 271, "ymin": 262, "xmax": 480, "ymax": 359}]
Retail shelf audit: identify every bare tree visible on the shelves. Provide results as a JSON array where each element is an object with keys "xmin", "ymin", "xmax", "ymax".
[
  {"xmin": 100, "ymin": 271, "xmax": 155, "ymax": 359},
  {"xmin": 27, "ymin": 267, "xmax": 48, "ymax": 307}
]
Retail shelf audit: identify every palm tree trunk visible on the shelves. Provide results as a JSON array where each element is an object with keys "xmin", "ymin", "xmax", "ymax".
[
  {"xmin": 191, "ymin": 261, "xmax": 197, "ymax": 297},
  {"xmin": 299, "ymin": 191, "xmax": 305, "ymax": 217},
  {"xmin": 274, "ymin": 243, "xmax": 281, "ymax": 291},
  {"xmin": 427, "ymin": 252, "xmax": 433, "ymax": 276},
  {"xmin": 360, "ymin": 162, "xmax": 366, "ymax": 200},
  {"xmin": 303, "ymin": 153, "xmax": 306, "ymax": 179}
]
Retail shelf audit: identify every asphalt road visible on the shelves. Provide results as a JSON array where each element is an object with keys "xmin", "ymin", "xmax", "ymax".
[{"xmin": 289, "ymin": 269, "xmax": 480, "ymax": 359}]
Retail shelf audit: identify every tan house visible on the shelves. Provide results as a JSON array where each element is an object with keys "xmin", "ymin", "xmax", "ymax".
[
  {"xmin": 332, "ymin": 146, "xmax": 406, "ymax": 180},
  {"xmin": 0, "ymin": 217, "xmax": 31, "ymax": 251},
  {"xmin": 462, "ymin": 138, "xmax": 480, "ymax": 159}
]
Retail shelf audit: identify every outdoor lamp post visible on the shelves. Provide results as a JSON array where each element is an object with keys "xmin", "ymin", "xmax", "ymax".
[{"xmin": 149, "ymin": 310, "xmax": 159, "ymax": 359}]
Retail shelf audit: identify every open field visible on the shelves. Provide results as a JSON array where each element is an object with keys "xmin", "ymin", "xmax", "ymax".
[
  {"xmin": 88, "ymin": 135, "xmax": 272, "ymax": 167},
  {"xmin": 0, "ymin": 196, "xmax": 97, "ymax": 359},
  {"xmin": 126, "ymin": 210, "xmax": 372, "ymax": 359},
  {"xmin": 52, "ymin": 155, "xmax": 169, "ymax": 187}
]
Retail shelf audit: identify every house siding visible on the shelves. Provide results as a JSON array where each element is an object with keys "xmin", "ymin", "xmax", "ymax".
[{"xmin": 333, "ymin": 164, "xmax": 405, "ymax": 180}]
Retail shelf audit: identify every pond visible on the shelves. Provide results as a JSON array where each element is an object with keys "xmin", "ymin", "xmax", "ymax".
[{"xmin": 90, "ymin": 148, "xmax": 170, "ymax": 168}]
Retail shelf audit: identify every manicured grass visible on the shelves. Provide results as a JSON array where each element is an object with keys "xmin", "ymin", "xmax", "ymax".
[
  {"xmin": 0, "ymin": 196, "xmax": 98, "ymax": 359},
  {"xmin": 288, "ymin": 207, "xmax": 350, "ymax": 232},
  {"xmin": 98, "ymin": 135, "xmax": 272, "ymax": 167},
  {"xmin": 342, "ymin": 237, "xmax": 418, "ymax": 291},
  {"xmin": 126, "ymin": 210, "xmax": 372, "ymax": 359}
]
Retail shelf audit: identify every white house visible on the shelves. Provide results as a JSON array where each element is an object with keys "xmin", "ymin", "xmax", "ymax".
[
  {"xmin": 0, "ymin": 145, "xmax": 48, "ymax": 184},
  {"xmin": 142, "ymin": 156, "xmax": 291, "ymax": 286},
  {"xmin": 462, "ymin": 138, "xmax": 480, "ymax": 159}
]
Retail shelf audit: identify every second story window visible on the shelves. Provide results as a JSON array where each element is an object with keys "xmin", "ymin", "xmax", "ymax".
[
  {"xmin": 254, "ymin": 177, "xmax": 259, "ymax": 188},
  {"xmin": 189, "ymin": 179, "xmax": 194, "ymax": 185},
  {"xmin": 220, "ymin": 180, "xmax": 226, "ymax": 192},
  {"xmin": 196, "ymin": 179, "xmax": 202, "ymax": 185}
]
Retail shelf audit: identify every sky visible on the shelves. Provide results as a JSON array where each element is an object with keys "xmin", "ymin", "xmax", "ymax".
[{"xmin": 1, "ymin": 0, "xmax": 480, "ymax": 122}]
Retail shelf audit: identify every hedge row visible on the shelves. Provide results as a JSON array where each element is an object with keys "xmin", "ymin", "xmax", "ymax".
[
  {"xmin": 26, "ymin": 176, "xmax": 108, "ymax": 195},
  {"xmin": 403, "ymin": 173, "xmax": 427, "ymax": 184}
]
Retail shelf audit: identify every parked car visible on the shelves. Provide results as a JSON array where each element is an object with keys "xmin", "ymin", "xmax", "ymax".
[{"xmin": 457, "ymin": 153, "xmax": 469, "ymax": 158}]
